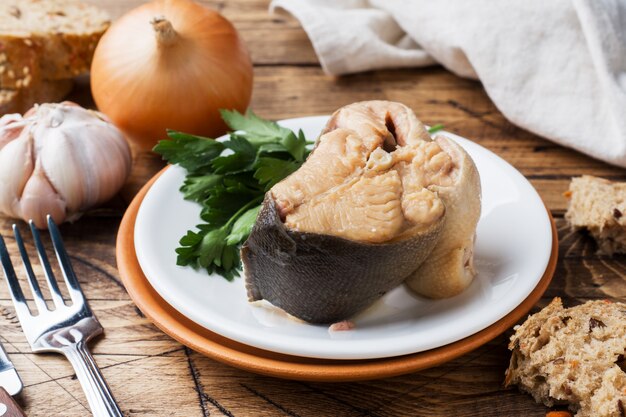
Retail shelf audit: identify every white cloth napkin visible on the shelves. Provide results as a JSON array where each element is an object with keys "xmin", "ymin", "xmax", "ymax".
[{"xmin": 271, "ymin": 0, "xmax": 626, "ymax": 168}]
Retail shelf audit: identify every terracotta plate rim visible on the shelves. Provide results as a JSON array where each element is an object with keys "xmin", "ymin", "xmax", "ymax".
[{"xmin": 116, "ymin": 167, "xmax": 558, "ymax": 382}]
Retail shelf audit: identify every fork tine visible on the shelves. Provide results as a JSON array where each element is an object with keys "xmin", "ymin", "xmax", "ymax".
[
  {"xmin": 29, "ymin": 221, "xmax": 65, "ymax": 308},
  {"xmin": 0, "ymin": 233, "xmax": 32, "ymax": 320},
  {"xmin": 47, "ymin": 216, "xmax": 84, "ymax": 304},
  {"xmin": 13, "ymin": 225, "xmax": 48, "ymax": 314}
]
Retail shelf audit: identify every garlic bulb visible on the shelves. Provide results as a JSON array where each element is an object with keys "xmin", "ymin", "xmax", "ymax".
[{"xmin": 0, "ymin": 102, "xmax": 131, "ymax": 228}]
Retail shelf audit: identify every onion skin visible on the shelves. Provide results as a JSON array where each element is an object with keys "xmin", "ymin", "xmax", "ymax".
[{"xmin": 91, "ymin": 0, "xmax": 253, "ymax": 150}]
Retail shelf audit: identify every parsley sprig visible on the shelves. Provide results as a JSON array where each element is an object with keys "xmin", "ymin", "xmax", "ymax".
[
  {"xmin": 427, "ymin": 124, "xmax": 444, "ymax": 134},
  {"xmin": 154, "ymin": 110, "xmax": 310, "ymax": 280}
]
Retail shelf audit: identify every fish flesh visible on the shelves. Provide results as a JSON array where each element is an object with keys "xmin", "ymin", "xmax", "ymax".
[
  {"xmin": 242, "ymin": 101, "xmax": 480, "ymax": 323},
  {"xmin": 403, "ymin": 135, "xmax": 481, "ymax": 298}
]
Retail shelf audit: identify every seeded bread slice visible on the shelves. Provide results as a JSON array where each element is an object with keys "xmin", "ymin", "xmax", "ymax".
[
  {"xmin": 0, "ymin": 79, "xmax": 73, "ymax": 114},
  {"xmin": 565, "ymin": 176, "xmax": 626, "ymax": 255},
  {"xmin": 505, "ymin": 298, "xmax": 626, "ymax": 417},
  {"xmin": 0, "ymin": 1, "xmax": 109, "ymax": 89}
]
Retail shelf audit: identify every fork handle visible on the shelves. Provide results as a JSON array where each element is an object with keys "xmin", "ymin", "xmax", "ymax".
[
  {"xmin": 0, "ymin": 387, "xmax": 26, "ymax": 417},
  {"xmin": 62, "ymin": 342, "xmax": 123, "ymax": 417}
]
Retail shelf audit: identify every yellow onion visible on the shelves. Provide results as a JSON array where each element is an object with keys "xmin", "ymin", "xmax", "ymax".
[{"xmin": 90, "ymin": 0, "xmax": 253, "ymax": 150}]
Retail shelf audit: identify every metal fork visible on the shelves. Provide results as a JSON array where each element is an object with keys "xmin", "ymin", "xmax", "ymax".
[{"xmin": 0, "ymin": 216, "xmax": 123, "ymax": 417}]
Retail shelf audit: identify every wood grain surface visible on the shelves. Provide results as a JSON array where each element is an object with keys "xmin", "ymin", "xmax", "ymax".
[{"xmin": 0, "ymin": 0, "xmax": 624, "ymax": 416}]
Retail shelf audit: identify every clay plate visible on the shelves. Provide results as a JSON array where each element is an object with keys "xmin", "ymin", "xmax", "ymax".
[{"xmin": 116, "ymin": 169, "xmax": 558, "ymax": 382}]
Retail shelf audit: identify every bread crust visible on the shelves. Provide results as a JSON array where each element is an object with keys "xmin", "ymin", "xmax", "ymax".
[
  {"xmin": 0, "ymin": 1, "xmax": 109, "ymax": 92},
  {"xmin": 0, "ymin": 79, "xmax": 74, "ymax": 115}
]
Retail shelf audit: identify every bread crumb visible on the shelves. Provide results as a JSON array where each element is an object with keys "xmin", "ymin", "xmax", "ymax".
[
  {"xmin": 564, "ymin": 176, "xmax": 626, "ymax": 255},
  {"xmin": 505, "ymin": 298, "xmax": 626, "ymax": 417}
]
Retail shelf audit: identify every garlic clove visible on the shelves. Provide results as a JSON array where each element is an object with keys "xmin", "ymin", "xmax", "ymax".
[
  {"xmin": 0, "ymin": 114, "xmax": 26, "ymax": 149},
  {"xmin": 35, "ymin": 123, "xmax": 85, "ymax": 213},
  {"xmin": 0, "ymin": 134, "xmax": 34, "ymax": 219},
  {"xmin": 19, "ymin": 161, "xmax": 67, "ymax": 229},
  {"xmin": 35, "ymin": 104, "xmax": 131, "ymax": 213}
]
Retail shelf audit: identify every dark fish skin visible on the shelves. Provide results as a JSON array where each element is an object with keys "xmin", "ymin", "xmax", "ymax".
[{"xmin": 241, "ymin": 194, "xmax": 444, "ymax": 324}]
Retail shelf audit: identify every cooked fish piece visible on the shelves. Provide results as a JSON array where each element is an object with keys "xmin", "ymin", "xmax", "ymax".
[
  {"xmin": 270, "ymin": 128, "xmax": 371, "ymax": 218},
  {"xmin": 270, "ymin": 98, "xmax": 431, "ymax": 217},
  {"xmin": 284, "ymin": 171, "xmax": 406, "ymax": 243},
  {"xmin": 242, "ymin": 101, "xmax": 479, "ymax": 323},
  {"xmin": 404, "ymin": 135, "xmax": 482, "ymax": 298},
  {"xmin": 322, "ymin": 100, "xmax": 432, "ymax": 147},
  {"xmin": 242, "ymin": 193, "xmax": 443, "ymax": 323}
]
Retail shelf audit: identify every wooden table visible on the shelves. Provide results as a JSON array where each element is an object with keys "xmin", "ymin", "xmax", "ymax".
[{"xmin": 1, "ymin": 1, "xmax": 625, "ymax": 416}]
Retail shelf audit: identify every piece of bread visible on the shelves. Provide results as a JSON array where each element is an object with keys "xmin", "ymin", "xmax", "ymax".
[
  {"xmin": 0, "ymin": 79, "xmax": 74, "ymax": 115},
  {"xmin": 565, "ymin": 176, "xmax": 626, "ymax": 255},
  {"xmin": 0, "ymin": 1, "xmax": 110, "ymax": 88},
  {"xmin": 505, "ymin": 297, "xmax": 626, "ymax": 417}
]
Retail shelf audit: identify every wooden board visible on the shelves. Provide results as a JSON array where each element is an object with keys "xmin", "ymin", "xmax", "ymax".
[{"xmin": 0, "ymin": 0, "xmax": 624, "ymax": 415}]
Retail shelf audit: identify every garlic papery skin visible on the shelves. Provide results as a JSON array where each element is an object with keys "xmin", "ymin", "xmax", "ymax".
[{"xmin": 0, "ymin": 102, "xmax": 132, "ymax": 229}]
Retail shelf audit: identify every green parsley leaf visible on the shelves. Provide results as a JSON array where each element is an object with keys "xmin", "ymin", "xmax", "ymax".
[
  {"xmin": 224, "ymin": 135, "xmax": 256, "ymax": 155},
  {"xmin": 226, "ymin": 205, "xmax": 261, "ymax": 245},
  {"xmin": 280, "ymin": 130, "xmax": 306, "ymax": 162},
  {"xmin": 209, "ymin": 135, "xmax": 257, "ymax": 174},
  {"xmin": 427, "ymin": 124, "xmax": 444, "ymax": 134},
  {"xmin": 154, "ymin": 130, "xmax": 224, "ymax": 174},
  {"xmin": 176, "ymin": 225, "xmax": 240, "ymax": 281},
  {"xmin": 258, "ymin": 143, "xmax": 288, "ymax": 154},
  {"xmin": 180, "ymin": 174, "xmax": 223, "ymax": 203},
  {"xmin": 254, "ymin": 157, "xmax": 300, "ymax": 189},
  {"xmin": 211, "ymin": 152, "xmax": 254, "ymax": 174},
  {"xmin": 221, "ymin": 109, "xmax": 308, "ymax": 161},
  {"xmin": 199, "ymin": 206, "xmax": 234, "ymax": 225},
  {"xmin": 220, "ymin": 110, "xmax": 289, "ymax": 141}
]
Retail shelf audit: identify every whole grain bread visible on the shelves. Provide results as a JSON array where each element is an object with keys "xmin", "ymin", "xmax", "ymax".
[
  {"xmin": 0, "ymin": 79, "xmax": 73, "ymax": 114},
  {"xmin": 505, "ymin": 298, "xmax": 626, "ymax": 417},
  {"xmin": 565, "ymin": 176, "xmax": 626, "ymax": 255},
  {"xmin": 0, "ymin": 0, "xmax": 109, "ymax": 89}
]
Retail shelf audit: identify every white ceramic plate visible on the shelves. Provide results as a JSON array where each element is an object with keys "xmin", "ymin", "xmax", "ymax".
[{"xmin": 134, "ymin": 116, "xmax": 552, "ymax": 360}]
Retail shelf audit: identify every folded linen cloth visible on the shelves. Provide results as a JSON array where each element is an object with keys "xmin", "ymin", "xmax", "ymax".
[{"xmin": 271, "ymin": 0, "xmax": 626, "ymax": 168}]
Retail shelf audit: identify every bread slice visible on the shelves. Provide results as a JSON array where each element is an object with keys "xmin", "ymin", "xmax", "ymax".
[
  {"xmin": 505, "ymin": 298, "xmax": 626, "ymax": 417},
  {"xmin": 0, "ymin": 79, "xmax": 73, "ymax": 114},
  {"xmin": 0, "ymin": 1, "xmax": 109, "ymax": 88},
  {"xmin": 565, "ymin": 176, "xmax": 626, "ymax": 255}
]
